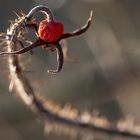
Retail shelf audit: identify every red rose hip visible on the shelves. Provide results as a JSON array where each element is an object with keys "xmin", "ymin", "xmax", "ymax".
[{"xmin": 38, "ymin": 20, "xmax": 63, "ymax": 42}]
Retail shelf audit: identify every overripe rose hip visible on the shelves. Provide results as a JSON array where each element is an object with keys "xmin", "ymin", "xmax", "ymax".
[{"xmin": 38, "ymin": 20, "xmax": 63, "ymax": 42}]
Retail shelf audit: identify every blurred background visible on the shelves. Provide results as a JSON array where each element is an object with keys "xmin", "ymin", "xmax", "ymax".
[{"xmin": 0, "ymin": 0, "xmax": 140, "ymax": 140}]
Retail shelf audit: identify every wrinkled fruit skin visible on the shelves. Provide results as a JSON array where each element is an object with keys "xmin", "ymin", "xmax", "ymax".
[{"xmin": 38, "ymin": 20, "xmax": 63, "ymax": 43}]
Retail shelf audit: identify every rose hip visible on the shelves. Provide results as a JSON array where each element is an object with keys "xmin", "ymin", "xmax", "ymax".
[{"xmin": 38, "ymin": 20, "xmax": 63, "ymax": 42}]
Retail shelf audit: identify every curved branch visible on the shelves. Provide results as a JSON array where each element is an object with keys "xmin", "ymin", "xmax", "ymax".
[
  {"xmin": 7, "ymin": 40, "xmax": 140, "ymax": 139},
  {"xmin": 4, "ymin": 6, "xmax": 140, "ymax": 139}
]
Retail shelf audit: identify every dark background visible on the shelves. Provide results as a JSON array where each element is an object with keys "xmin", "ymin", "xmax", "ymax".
[{"xmin": 0, "ymin": 0, "xmax": 140, "ymax": 140}]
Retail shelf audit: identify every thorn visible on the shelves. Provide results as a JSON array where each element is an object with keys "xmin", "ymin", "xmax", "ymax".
[
  {"xmin": 89, "ymin": 10, "xmax": 93, "ymax": 21},
  {"xmin": 9, "ymin": 20, "xmax": 15, "ymax": 27},
  {"xmin": 13, "ymin": 11, "xmax": 21, "ymax": 18},
  {"xmin": 9, "ymin": 80, "xmax": 14, "ymax": 92}
]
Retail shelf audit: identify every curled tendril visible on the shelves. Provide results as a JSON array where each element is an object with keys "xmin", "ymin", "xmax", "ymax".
[
  {"xmin": 47, "ymin": 43, "xmax": 63, "ymax": 74},
  {"xmin": 26, "ymin": 5, "xmax": 54, "ymax": 21}
]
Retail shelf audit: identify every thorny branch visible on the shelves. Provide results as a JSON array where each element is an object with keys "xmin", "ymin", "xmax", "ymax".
[{"xmin": 1, "ymin": 5, "xmax": 140, "ymax": 139}]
